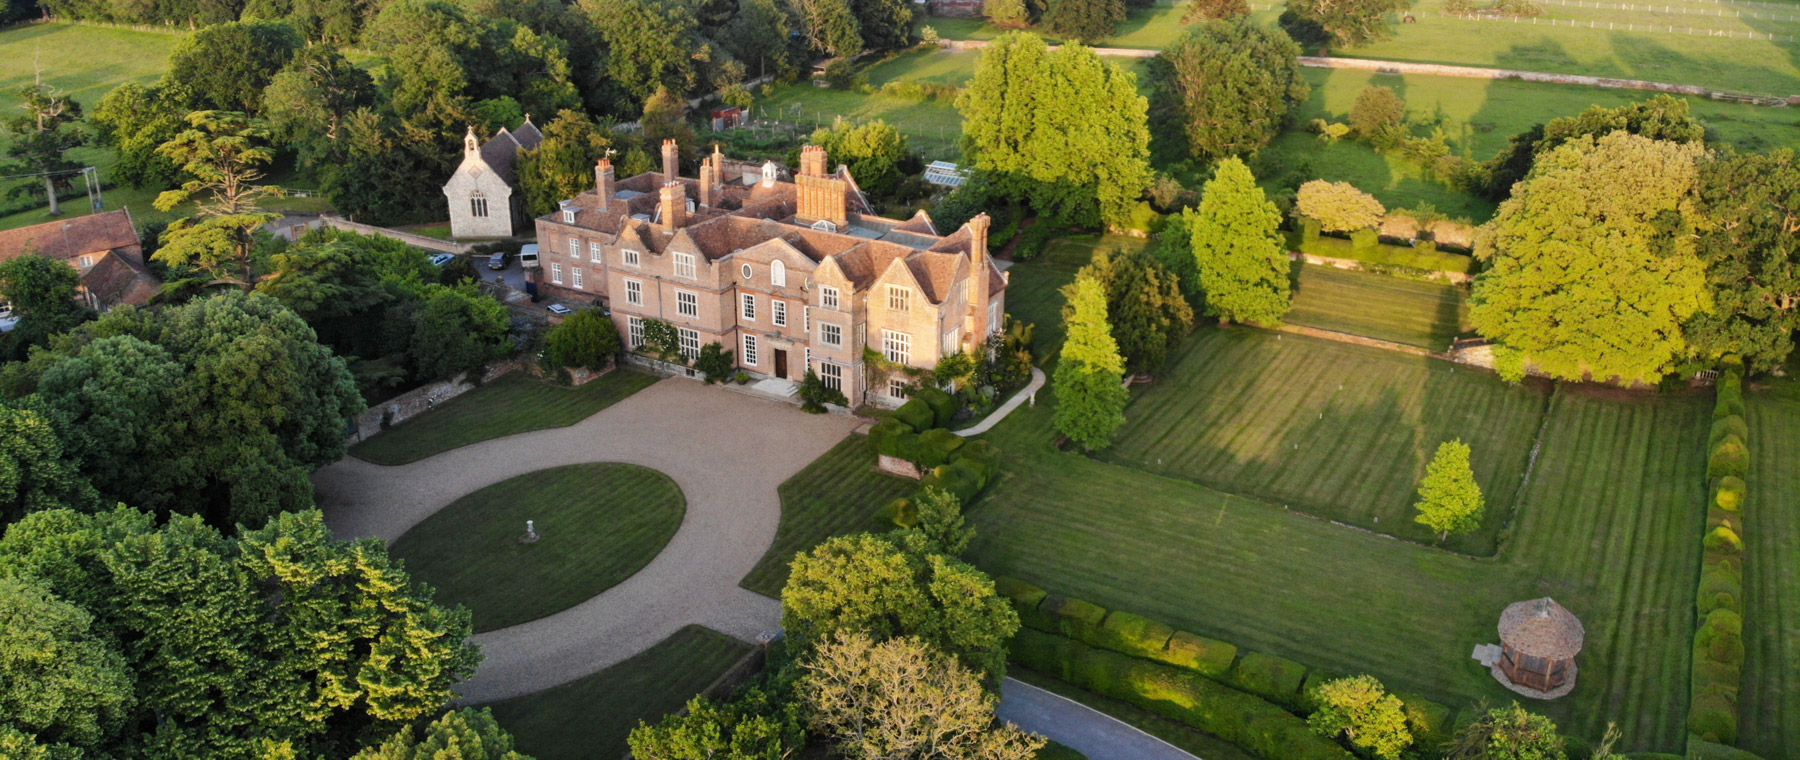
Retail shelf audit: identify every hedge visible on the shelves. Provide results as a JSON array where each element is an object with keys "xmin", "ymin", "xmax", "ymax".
[
  {"xmin": 1229, "ymin": 651, "xmax": 1309, "ymax": 709},
  {"xmin": 1685, "ymin": 741, "xmax": 1766, "ymax": 760},
  {"xmin": 1710, "ymin": 415, "xmax": 1748, "ymax": 447},
  {"xmin": 914, "ymin": 428, "xmax": 965, "ymax": 469},
  {"xmin": 1393, "ymin": 690, "xmax": 1454, "ymax": 748},
  {"xmin": 893, "ymin": 397, "xmax": 935, "ymax": 432},
  {"xmin": 1708, "ymin": 435, "xmax": 1749, "ymax": 479},
  {"xmin": 1714, "ymin": 396, "xmax": 1746, "ymax": 420},
  {"xmin": 1010, "ymin": 629, "xmax": 1354, "ymax": 760},
  {"xmin": 1092, "ymin": 610, "xmax": 1175, "ymax": 660},
  {"xmin": 1290, "ymin": 229, "xmax": 1475, "ymax": 274},
  {"xmin": 868, "ymin": 418, "xmax": 912, "ymax": 457},
  {"xmin": 1161, "ymin": 630, "xmax": 1238, "ymax": 679},
  {"xmin": 1696, "ymin": 561, "xmax": 1741, "ymax": 615},
  {"xmin": 919, "ymin": 461, "xmax": 984, "ymax": 502},
  {"xmin": 1688, "ymin": 691, "xmax": 1739, "ymax": 745},
  {"xmin": 1704, "ymin": 525, "xmax": 1744, "ymax": 553},
  {"xmin": 1039, "ymin": 594, "xmax": 1107, "ymax": 642},
  {"xmin": 1714, "ymin": 476, "xmax": 1745, "ymax": 511},
  {"xmin": 913, "ymin": 386, "xmax": 957, "ymax": 428}
]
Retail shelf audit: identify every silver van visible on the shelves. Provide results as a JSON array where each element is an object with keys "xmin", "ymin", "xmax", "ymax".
[{"xmin": 518, "ymin": 243, "xmax": 539, "ymax": 268}]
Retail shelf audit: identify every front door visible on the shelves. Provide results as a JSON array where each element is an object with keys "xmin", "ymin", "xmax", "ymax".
[{"xmin": 774, "ymin": 349, "xmax": 789, "ymax": 379}]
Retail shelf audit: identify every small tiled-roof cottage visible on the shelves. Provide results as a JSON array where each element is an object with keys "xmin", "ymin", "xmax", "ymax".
[
  {"xmin": 442, "ymin": 117, "xmax": 545, "ymax": 239},
  {"xmin": 0, "ymin": 208, "xmax": 161, "ymax": 310}
]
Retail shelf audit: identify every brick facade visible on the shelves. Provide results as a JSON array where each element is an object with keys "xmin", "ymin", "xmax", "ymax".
[{"xmin": 533, "ymin": 142, "xmax": 1007, "ymax": 406}]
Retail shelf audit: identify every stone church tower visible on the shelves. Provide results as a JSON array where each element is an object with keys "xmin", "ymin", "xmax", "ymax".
[{"xmin": 441, "ymin": 117, "xmax": 544, "ymax": 239}]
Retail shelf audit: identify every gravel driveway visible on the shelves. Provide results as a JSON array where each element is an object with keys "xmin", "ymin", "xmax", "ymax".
[{"xmin": 313, "ymin": 377, "xmax": 861, "ymax": 703}]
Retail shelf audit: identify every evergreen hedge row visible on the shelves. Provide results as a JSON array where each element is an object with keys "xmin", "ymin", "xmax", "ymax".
[
  {"xmin": 871, "ymin": 392, "xmax": 1001, "ymax": 525},
  {"xmin": 1690, "ymin": 365, "xmax": 1750, "ymax": 749}
]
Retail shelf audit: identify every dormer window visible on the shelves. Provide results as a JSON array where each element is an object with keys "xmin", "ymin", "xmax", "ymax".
[
  {"xmin": 77, "ymin": 255, "xmax": 93, "ymax": 269},
  {"xmin": 562, "ymin": 208, "xmax": 576, "ymax": 223}
]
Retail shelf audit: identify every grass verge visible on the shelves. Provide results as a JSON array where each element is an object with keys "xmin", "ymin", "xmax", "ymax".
[
  {"xmin": 486, "ymin": 625, "xmax": 752, "ymax": 760},
  {"xmin": 739, "ymin": 435, "xmax": 917, "ymax": 597},
  {"xmin": 349, "ymin": 370, "xmax": 660, "ymax": 466},
  {"xmin": 390, "ymin": 463, "xmax": 685, "ymax": 633}
]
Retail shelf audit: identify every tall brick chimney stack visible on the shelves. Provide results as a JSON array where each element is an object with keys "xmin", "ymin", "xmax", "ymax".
[
  {"xmin": 661, "ymin": 139, "xmax": 679, "ymax": 182},
  {"xmin": 596, "ymin": 157, "xmax": 614, "ymax": 211},
  {"xmin": 967, "ymin": 212, "xmax": 991, "ymax": 344},
  {"xmin": 660, "ymin": 182, "xmax": 687, "ymax": 229},
  {"xmin": 699, "ymin": 163, "xmax": 716, "ymax": 207},
  {"xmin": 800, "ymin": 145, "xmax": 827, "ymax": 178}
]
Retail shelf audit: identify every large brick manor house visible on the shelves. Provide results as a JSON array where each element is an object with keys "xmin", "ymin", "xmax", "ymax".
[{"xmin": 534, "ymin": 140, "xmax": 1007, "ymax": 406}]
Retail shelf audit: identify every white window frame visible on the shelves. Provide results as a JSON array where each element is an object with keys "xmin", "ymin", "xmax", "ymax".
[
  {"xmin": 743, "ymin": 333, "xmax": 759, "ymax": 367},
  {"xmin": 676, "ymin": 290, "xmax": 699, "ymax": 318},
  {"xmin": 888, "ymin": 378, "xmax": 908, "ymax": 398},
  {"xmin": 820, "ymin": 286, "xmax": 839, "ymax": 311},
  {"xmin": 887, "ymin": 285, "xmax": 910, "ymax": 312},
  {"xmin": 803, "ymin": 306, "xmax": 810, "ymax": 333},
  {"xmin": 77, "ymin": 255, "xmax": 94, "ymax": 269},
  {"xmin": 772, "ymin": 300, "xmax": 787, "ymax": 327},
  {"xmin": 572, "ymin": 267, "xmax": 584, "ymax": 290},
  {"xmin": 882, "ymin": 330, "xmax": 911, "ymax": 365},
  {"xmin": 623, "ymin": 249, "xmax": 641, "ymax": 267},
  {"xmin": 989, "ymin": 301, "xmax": 1002, "ymax": 335},
  {"xmin": 628, "ymin": 315, "xmax": 644, "ymax": 348},
  {"xmin": 551, "ymin": 262, "xmax": 563, "ymax": 285},
  {"xmin": 674, "ymin": 252, "xmax": 696, "ymax": 279},
  {"xmin": 820, "ymin": 322, "xmax": 842, "ymax": 348},
  {"xmin": 568, "ymin": 237, "xmax": 580, "ymax": 257},
  {"xmin": 590, "ymin": 242, "xmax": 603, "ymax": 262},
  {"xmin": 625, "ymin": 279, "xmax": 643, "ymax": 306},
  {"xmin": 678, "ymin": 328, "xmax": 700, "ymax": 360},
  {"xmin": 771, "ymin": 259, "xmax": 787, "ymax": 287},
  {"xmin": 563, "ymin": 208, "xmax": 576, "ymax": 223},
  {"xmin": 943, "ymin": 327, "xmax": 960, "ymax": 354},
  {"xmin": 741, "ymin": 293, "xmax": 756, "ymax": 321},
  {"xmin": 819, "ymin": 361, "xmax": 843, "ymax": 392},
  {"xmin": 742, "ymin": 263, "xmax": 754, "ymax": 280}
]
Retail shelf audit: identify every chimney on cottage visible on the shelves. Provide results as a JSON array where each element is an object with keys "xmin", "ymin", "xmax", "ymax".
[
  {"xmin": 660, "ymin": 181, "xmax": 687, "ymax": 229},
  {"xmin": 794, "ymin": 145, "xmax": 847, "ymax": 229},
  {"xmin": 596, "ymin": 157, "xmax": 615, "ymax": 211},
  {"xmin": 661, "ymin": 139, "xmax": 679, "ymax": 182},
  {"xmin": 967, "ymin": 212, "xmax": 992, "ymax": 344},
  {"xmin": 800, "ymin": 145, "xmax": 827, "ymax": 178},
  {"xmin": 699, "ymin": 163, "xmax": 716, "ymax": 208}
]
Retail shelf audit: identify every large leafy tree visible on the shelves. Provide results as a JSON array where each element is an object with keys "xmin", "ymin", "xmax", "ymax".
[
  {"xmin": 351, "ymin": 709, "xmax": 529, "ymax": 760},
  {"xmin": 152, "ymin": 110, "xmax": 284, "ymax": 291},
  {"xmin": 16, "ymin": 293, "xmax": 361, "ymax": 528},
  {"xmin": 1077, "ymin": 247, "xmax": 1192, "ymax": 373},
  {"xmin": 1147, "ymin": 19, "xmax": 1308, "ymax": 161},
  {"xmin": 160, "ymin": 20, "xmax": 304, "ymax": 113},
  {"xmin": 366, "ymin": 0, "xmax": 582, "ymax": 129},
  {"xmin": 850, "ymin": 0, "xmax": 914, "ymax": 50},
  {"xmin": 1188, "ymin": 158, "xmax": 1290, "ymax": 325},
  {"xmin": 791, "ymin": 0, "xmax": 865, "ymax": 57},
  {"xmin": 409, "ymin": 285, "xmax": 512, "ymax": 382},
  {"xmin": 1686, "ymin": 149, "xmax": 1800, "ymax": 373},
  {"xmin": 810, "ymin": 119, "xmax": 911, "ymax": 198},
  {"xmin": 0, "ymin": 574, "xmax": 134, "ymax": 750},
  {"xmin": 91, "ymin": 83, "xmax": 185, "ymax": 191},
  {"xmin": 1413, "ymin": 439, "xmax": 1484, "ymax": 542},
  {"xmin": 1280, "ymin": 0, "xmax": 1410, "ymax": 49},
  {"xmin": 543, "ymin": 309, "xmax": 622, "ymax": 372},
  {"xmin": 1479, "ymin": 95, "xmax": 1705, "ymax": 201},
  {"xmin": 1041, "ymin": 0, "xmax": 1126, "ymax": 43},
  {"xmin": 0, "ymin": 402, "xmax": 98, "ymax": 525},
  {"xmin": 261, "ymin": 45, "xmax": 377, "ymax": 177},
  {"xmin": 323, "ymin": 110, "xmax": 453, "ymax": 226},
  {"xmin": 0, "ymin": 254, "xmax": 92, "ymax": 358},
  {"xmin": 722, "ymin": 0, "xmax": 802, "ymax": 81},
  {"xmin": 1295, "ymin": 179, "xmax": 1384, "ymax": 232},
  {"xmin": 782, "ymin": 533, "xmax": 1019, "ymax": 682},
  {"xmin": 1308, "ymin": 675, "xmax": 1412, "ymax": 760},
  {"xmin": 1446, "ymin": 703, "xmax": 1566, "ymax": 760},
  {"xmin": 1, "ymin": 81, "xmax": 87, "ymax": 217},
  {"xmin": 959, "ymin": 33, "xmax": 1152, "ymax": 228},
  {"xmin": 576, "ymin": 0, "xmax": 705, "ymax": 102},
  {"xmin": 517, "ymin": 110, "xmax": 613, "ymax": 218},
  {"xmin": 0, "ymin": 507, "xmax": 480, "ymax": 758},
  {"xmin": 1052, "ymin": 273, "xmax": 1128, "ymax": 450},
  {"xmin": 1469, "ymin": 132, "xmax": 1710, "ymax": 384}
]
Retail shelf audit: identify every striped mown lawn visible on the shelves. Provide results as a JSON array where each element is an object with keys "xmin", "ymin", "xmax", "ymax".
[
  {"xmin": 1286, "ymin": 265, "xmax": 1471, "ymax": 350},
  {"xmin": 390, "ymin": 463, "xmax": 685, "ymax": 632},
  {"xmin": 350, "ymin": 370, "xmax": 659, "ymax": 465},
  {"xmin": 487, "ymin": 626, "xmax": 751, "ymax": 760},
  {"xmin": 1739, "ymin": 392, "xmax": 1800, "ymax": 757},
  {"xmin": 740, "ymin": 435, "xmax": 917, "ymax": 597},
  {"xmin": 1099, "ymin": 328, "xmax": 1550, "ymax": 555}
]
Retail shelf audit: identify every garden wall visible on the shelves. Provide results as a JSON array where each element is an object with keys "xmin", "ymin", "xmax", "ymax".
[
  {"xmin": 319, "ymin": 215, "xmax": 473, "ymax": 255},
  {"xmin": 996, "ymin": 577, "xmax": 1455, "ymax": 759},
  {"xmin": 346, "ymin": 360, "xmax": 526, "ymax": 443}
]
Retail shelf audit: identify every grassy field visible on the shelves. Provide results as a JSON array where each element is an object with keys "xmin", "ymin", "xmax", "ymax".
[
  {"xmin": 948, "ymin": 241, "xmax": 1713, "ymax": 750},
  {"xmin": 1738, "ymin": 390, "xmax": 1800, "ymax": 757},
  {"xmin": 349, "ymin": 370, "xmax": 660, "ymax": 465},
  {"xmin": 923, "ymin": 5, "xmax": 1284, "ymax": 49},
  {"xmin": 487, "ymin": 625, "xmax": 752, "ymax": 760},
  {"xmin": 389, "ymin": 463, "xmax": 685, "ymax": 632},
  {"xmin": 1285, "ymin": 264, "xmax": 1471, "ymax": 349},
  {"xmin": 0, "ymin": 23, "xmax": 182, "ymax": 117},
  {"xmin": 1098, "ymin": 327, "xmax": 1550, "ymax": 554},
  {"xmin": 739, "ymin": 435, "xmax": 917, "ymax": 597}
]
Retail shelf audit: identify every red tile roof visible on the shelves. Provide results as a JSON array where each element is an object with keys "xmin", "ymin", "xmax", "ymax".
[{"xmin": 0, "ymin": 210, "xmax": 140, "ymax": 263}]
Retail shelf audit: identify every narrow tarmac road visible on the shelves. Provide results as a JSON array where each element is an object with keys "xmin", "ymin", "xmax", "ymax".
[{"xmin": 998, "ymin": 678, "xmax": 1202, "ymax": 760}]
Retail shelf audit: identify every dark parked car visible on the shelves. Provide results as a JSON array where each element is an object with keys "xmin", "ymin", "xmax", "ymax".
[{"xmin": 488, "ymin": 250, "xmax": 510, "ymax": 270}]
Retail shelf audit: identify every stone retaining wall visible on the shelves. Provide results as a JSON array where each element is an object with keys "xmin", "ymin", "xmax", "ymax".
[
  {"xmin": 348, "ymin": 359, "xmax": 525, "ymax": 443},
  {"xmin": 320, "ymin": 215, "xmax": 474, "ymax": 254}
]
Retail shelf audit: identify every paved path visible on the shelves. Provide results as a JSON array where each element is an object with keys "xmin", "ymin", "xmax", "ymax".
[
  {"xmin": 998, "ymin": 678, "xmax": 1201, "ymax": 760},
  {"xmin": 313, "ymin": 377, "xmax": 861, "ymax": 703},
  {"xmin": 957, "ymin": 367, "xmax": 1045, "ymax": 437}
]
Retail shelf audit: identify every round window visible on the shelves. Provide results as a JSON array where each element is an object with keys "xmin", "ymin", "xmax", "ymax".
[{"xmin": 741, "ymin": 263, "xmax": 753, "ymax": 279}]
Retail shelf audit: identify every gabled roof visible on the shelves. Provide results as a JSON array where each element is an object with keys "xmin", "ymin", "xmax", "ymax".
[
  {"xmin": 81, "ymin": 250, "xmax": 159, "ymax": 307},
  {"xmin": 511, "ymin": 117, "xmax": 544, "ymax": 150},
  {"xmin": 476, "ymin": 118, "xmax": 543, "ymax": 184},
  {"xmin": 0, "ymin": 210, "xmax": 139, "ymax": 263}
]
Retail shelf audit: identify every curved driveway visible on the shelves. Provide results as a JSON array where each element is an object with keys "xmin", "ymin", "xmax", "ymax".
[{"xmin": 313, "ymin": 377, "xmax": 861, "ymax": 703}]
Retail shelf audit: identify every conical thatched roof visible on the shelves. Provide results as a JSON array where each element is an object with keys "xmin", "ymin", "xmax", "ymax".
[{"xmin": 1498, "ymin": 597, "xmax": 1585, "ymax": 660}]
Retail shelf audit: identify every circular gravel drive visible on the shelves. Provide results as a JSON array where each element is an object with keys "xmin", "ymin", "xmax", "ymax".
[{"xmin": 313, "ymin": 377, "xmax": 861, "ymax": 703}]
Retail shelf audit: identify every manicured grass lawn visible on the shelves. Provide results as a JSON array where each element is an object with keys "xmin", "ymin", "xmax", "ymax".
[
  {"xmin": 739, "ymin": 435, "xmax": 917, "ymax": 597},
  {"xmin": 486, "ymin": 625, "xmax": 752, "ymax": 760},
  {"xmin": 1738, "ymin": 391, "xmax": 1800, "ymax": 757},
  {"xmin": 389, "ymin": 463, "xmax": 685, "ymax": 633},
  {"xmin": 349, "ymin": 370, "xmax": 660, "ymax": 465},
  {"xmin": 935, "ymin": 236, "xmax": 1712, "ymax": 752},
  {"xmin": 1286, "ymin": 264, "xmax": 1471, "ymax": 349}
]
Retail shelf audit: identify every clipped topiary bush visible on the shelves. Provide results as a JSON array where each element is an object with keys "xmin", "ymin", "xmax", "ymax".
[
  {"xmin": 1697, "ymin": 609, "xmax": 1745, "ymax": 664},
  {"xmin": 1704, "ymin": 525, "xmax": 1744, "ymax": 553},
  {"xmin": 880, "ymin": 496, "xmax": 916, "ymax": 527},
  {"xmin": 995, "ymin": 576, "xmax": 1054, "ymax": 632},
  {"xmin": 919, "ymin": 461, "xmax": 984, "ymax": 502},
  {"xmin": 1714, "ymin": 476, "xmax": 1746, "ymax": 511},
  {"xmin": 1709, "ymin": 435, "xmax": 1749, "ymax": 479},
  {"xmin": 913, "ymin": 386, "xmax": 957, "ymax": 428},
  {"xmin": 1040, "ymin": 594, "xmax": 1108, "ymax": 643},
  {"xmin": 1157, "ymin": 630, "xmax": 1238, "ymax": 678},
  {"xmin": 1393, "ymin": 691, "xmax": 1454, "ymax": 748},
  {"xmin": 1229, "ymin": 651, "xmax": 1310, "ymax": 709},
  {"xmin": 892, "ymin": 397, "xmax": 935, "ymax": 432},
  {"xmin": 913, "ymin": 428, "xmax": 966, "ymax": 469},
  {"xmin": 867, "ymin": 418, "xmax": 912, "ymax": 456},
  {"xmin": 1714, "ymin": 396, "xmax": 1747, "ymax": 421},
  {"xmin": 1093, "ymin": 611, "xmax": 1176, "ymax": 660},
  {"xmin": 1710, "ymin": 415, "xmax": 1748, "ymax": 447},
  {"xmin": 1696, "ymin": 563, "xmax": 1742, "ymax": 616},
  {"xmin": 1687, "ymin": 692, "xmax": 1739, "ymax": 745},
  {"xmin": 1684, "ymin": 740, "xmax": 1765, "ymax": 760}
]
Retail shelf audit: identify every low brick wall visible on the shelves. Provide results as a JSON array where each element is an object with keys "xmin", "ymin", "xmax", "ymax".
[{"xmin": 320, "ymin": 215, "xmax": 473, "ymax": 255}]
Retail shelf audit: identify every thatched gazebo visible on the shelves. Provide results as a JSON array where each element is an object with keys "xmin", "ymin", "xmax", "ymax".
[{"xmin": 1493, "ymin": 597, "xmax": 1584, "ymax": 699}]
